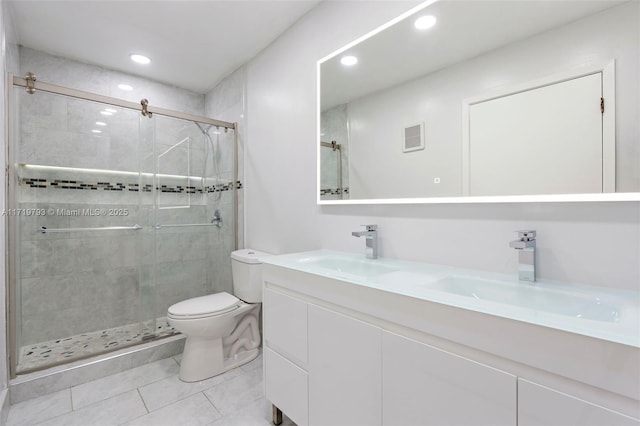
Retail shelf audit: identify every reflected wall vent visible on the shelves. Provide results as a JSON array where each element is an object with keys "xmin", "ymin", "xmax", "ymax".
[{"xmin": 403, "ymin": 122, "xmax": 424, "ymax": 153}]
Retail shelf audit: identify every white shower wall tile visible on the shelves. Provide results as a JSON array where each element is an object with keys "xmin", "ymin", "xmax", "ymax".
[
  {"xmin": 204, "ymin": 67, "xmax": 245, "ymax": 121},
  {"xmin": 20, "ymin": 50, "xmax": 110, "ymax": 96},
  {"xmin": 19, "ymin": 47, "xmax": 205, "ymax": 115},
  {"xmin": 155, "ymin": 260, "xmax": 210, "ymax": 316},
  {"xmin": 17, "ymin": 203, "xmax": 235, "ymax": 346},
  {"xmin": 20, "ymin": 269, "xmax": 142, "ymax": 344},
  {"xmin": 19, "ymin": 236, "xmax": 139, "ymax": 278},
  {"xmin": 205, "ymin": 67, "xmax": 245, "ymax": 248}
]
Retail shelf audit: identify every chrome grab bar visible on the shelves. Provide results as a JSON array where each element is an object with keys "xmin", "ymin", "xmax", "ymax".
[
  {"xmin": 39, "ymin": 224, "xmax": 143, "ymax": 234},
  {"xmin": 38, "ymin": 222, "xmax": 221, "ymax": 234},
  {"xmin": 153, "ymin": 223, "xmax": 220, "ymax": 230}
]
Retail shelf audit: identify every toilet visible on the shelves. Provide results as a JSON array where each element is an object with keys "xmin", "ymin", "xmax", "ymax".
[{"xmin": 168, "ymin": 249, "xmax": 270, "ymax": 382}]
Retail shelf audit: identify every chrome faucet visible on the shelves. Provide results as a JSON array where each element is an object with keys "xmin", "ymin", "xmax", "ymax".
[
  {"xmin": 211, "ymin": 209, "xmax": 222, "ymax": 228},
  {"xmin": 352, "ymin": 224, "xmax": 378, "ymax": 259},
  {"xmin": 509, "ymin": 230, "xmax": 536, "ymax": 282}
]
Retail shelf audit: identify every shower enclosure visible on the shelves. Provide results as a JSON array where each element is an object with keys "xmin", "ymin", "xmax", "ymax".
[
  {"xmin": 7, "ymin": 74, "xmax": 238, "ymax": 376},
  {"xmin": 320, "ymin": 103, "xmax": 349, "ymax": 200}
]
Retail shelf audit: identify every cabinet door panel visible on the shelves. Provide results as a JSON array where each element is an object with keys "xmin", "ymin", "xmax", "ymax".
[
  {"xmin": 519, "ymin": 379, "xmax": 639, "ymax": 426},
  {"xmin": 263, "ymin": 288, "xmax": 307, "ymax": 366},
  {"xmin": 308, "ymin": 304, "xmax": 382, "ymax": 426},
  {"xmin": 383, "ymin": 331, "xmax": 516, "ymax": 426}
]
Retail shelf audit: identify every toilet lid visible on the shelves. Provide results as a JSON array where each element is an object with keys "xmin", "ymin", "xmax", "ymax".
[{"xmin": 168, "ymin": 292, "xmax": 241, "ymax": 318}]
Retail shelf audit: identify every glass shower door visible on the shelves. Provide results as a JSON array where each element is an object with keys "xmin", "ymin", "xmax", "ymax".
[
  {"xmin": 9, "ymin": 79, "xmax": 237, "ymax": 377},
  {"xmin": 150, "ymin": 115, "xmax": 237, "ymax": 329},
  {"xmin": 11, "ymin": 88, "xmax": 158, "ymax": 374}
]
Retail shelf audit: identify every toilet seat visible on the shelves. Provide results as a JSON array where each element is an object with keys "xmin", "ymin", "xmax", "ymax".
[{"xmin": 168, "ymin": 292, "xmax": 242, "ymax": 320}]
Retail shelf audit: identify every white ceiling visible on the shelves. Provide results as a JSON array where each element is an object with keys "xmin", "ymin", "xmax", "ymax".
[
  {"xmin": 7, "ymin": 0, "xmax": 321, "ymax": 94},
  {"xmin": 321, "ymin": 0, "xmax": 627, "ymax": 110}
]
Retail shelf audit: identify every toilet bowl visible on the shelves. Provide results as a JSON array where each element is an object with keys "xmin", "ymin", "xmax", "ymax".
[{"xmin": 168, "ymin": 249, "xmax": 270, "ymax": 382}]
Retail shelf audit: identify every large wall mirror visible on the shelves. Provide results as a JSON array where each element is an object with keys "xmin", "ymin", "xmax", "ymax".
[{"xmin": 317, "ymin": 0, "xmax": 640, "ymax": 204}]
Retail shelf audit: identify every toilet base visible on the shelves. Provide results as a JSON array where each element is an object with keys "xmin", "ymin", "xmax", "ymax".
[
  {"xmin": 177, "ymin": 305, "xmax": 262, "ymax": 382},
  {"xmin": 179, "ymin": 342, "xmax": 259, "ymax": 382},
  {"xmin": 179, "ymin": 336, "xmax": 223, "ymax": 382}
]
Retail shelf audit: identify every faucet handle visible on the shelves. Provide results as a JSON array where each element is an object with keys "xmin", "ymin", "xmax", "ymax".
[
  {"xmin": 360, "ymin": 224, "xmax": 377, "ymax": 231},
  {"xmin": 515, "ymin": 230, "xmax": 536, "ymax": 241}
]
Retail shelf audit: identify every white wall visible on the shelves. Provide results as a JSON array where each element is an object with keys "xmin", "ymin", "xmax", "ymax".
[
  {"xmin": 245, "ymin": 0, "xmax": 640, "ymax": 291},
  {"xmin": 347, "ymin": 2, "xmax": 639, "ymax": 198}
]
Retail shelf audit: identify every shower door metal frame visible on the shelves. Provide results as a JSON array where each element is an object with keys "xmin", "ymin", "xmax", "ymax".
[
  {"xmin": 6, "ymin": 73, "xmax": 240, "ymax": 378},
  {"xmin": 12, "ymin": 75, "xmax": 236, "ymax": 130},
  {"xmin": 320, "ymin": 140, "xmax": 344, "ymax": 200}
]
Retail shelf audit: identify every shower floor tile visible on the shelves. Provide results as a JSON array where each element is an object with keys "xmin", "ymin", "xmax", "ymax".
[{"xmin": 17, "ymin": 317, "xmax": 176, "ymax": 373}]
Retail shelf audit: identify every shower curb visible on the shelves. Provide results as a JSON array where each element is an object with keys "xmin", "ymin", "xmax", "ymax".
[{"xmin": 9, "ymin": 334, "xmax": 185, "ymax": 405}]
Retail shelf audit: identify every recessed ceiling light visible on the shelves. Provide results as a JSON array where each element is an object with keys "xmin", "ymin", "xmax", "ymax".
[
  {"xmin": 118, "ymin": 84, "xmax": 133, "ymax": 91},
  {"xmin": 340, "ymin": 55, "xmax": 358, "ymax": 66},
  {"xmin": 130, "ymin": 54, "xmax": 151, "ymax": 65},
  {"xmin": 414, "ymin": 15, "xmax": 437, "ymax": 30},
  {"xmin": 100, "ymin": 111, "xmax": 113, "ymax": 116},
  {"xmin": 92, "ymin": 129, "xmax": 102, "ymax": 134},
  {"xmin": 95, "ymin": 121, "xmax": 107, "ymax": 126}
]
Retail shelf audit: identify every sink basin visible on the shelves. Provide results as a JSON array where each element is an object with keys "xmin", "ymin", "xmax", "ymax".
[
  {"xmin": 429, "ymin": 275, "xmax": 622, "ymax": 322},
  {"xmin": 262, "ymin": 250, "xmax": 640, "ymax": 347},
  {"xmin": 297, "ymin": 255, "xmax": 400, "ymax": 277}
]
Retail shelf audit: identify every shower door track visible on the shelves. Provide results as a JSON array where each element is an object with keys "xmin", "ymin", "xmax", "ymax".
[
  {"xmin": 12, "ymin": 74, "xmax": 236, "ymax": 130},
  {"xmin": 7, "ymin": 73, "xmax": 241, "ymax": 378}
]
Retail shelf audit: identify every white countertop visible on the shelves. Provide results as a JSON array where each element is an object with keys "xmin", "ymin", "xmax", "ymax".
[{"xmin": 262, "ymin": 250, "xmax": 640, "ymax": 348}]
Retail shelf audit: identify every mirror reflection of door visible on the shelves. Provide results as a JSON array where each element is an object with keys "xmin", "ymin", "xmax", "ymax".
[{"xmin": 466, "ymin": 71, "xmax": 611, "ymax": 196}]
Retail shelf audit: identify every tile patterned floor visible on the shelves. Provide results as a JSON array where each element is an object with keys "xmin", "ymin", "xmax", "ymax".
[
  {"xmin": 7, "ymin": 352, "xmax": 297, "ymax": 426},
  {"xmin": 18, "ymin": 318, "xmax": 176, "ymax": 373}
]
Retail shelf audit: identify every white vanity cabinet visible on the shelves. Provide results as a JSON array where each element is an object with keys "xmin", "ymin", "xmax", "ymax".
[
  {"xmin": 262, "ymin": 257, "xmax": 640, "ymax": 426},
  {"xmin": 308, "ymin": 305, "xmax": 382, "ymax": 425},
  {"xmin": 518, "ymin": 379, "xmax": 640, "ymax": 426},
  {"xmin": 382, "ymin": 331, "xmax": 516, "ymax": 426}
]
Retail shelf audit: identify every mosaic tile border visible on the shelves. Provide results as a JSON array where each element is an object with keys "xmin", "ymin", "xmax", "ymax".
[
  {"xmin": 18, "ymin": 317, "xmax": 176, "ymax": 373},
  {"xmin": 21, "ymin": 178, "xmax": 243, "ymax": 194},
  {"xmin": 320, "ymin": 187, "xmax": 349, "ymax": 196}
]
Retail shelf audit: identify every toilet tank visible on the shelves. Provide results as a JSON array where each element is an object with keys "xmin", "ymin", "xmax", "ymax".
[{"xmin": 231, "ymin": 249, "xmax": 272, "ymax": 303}]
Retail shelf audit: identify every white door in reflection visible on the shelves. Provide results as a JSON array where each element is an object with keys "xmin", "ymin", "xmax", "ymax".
[{"xmin": 466, "ymin": 71, "xmax": 608, "ymax": 196}]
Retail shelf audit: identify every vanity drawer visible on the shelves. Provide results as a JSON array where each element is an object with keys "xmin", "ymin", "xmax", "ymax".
[
  {"xmin": 265, "ymin": 347, "xmax": 308, "ymax": 426},
  {"xmin": 263, "ymin": 287, "xmax": 308, "ymax": 366}
]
